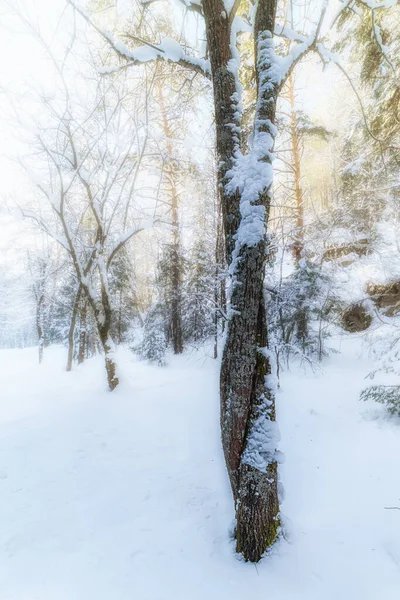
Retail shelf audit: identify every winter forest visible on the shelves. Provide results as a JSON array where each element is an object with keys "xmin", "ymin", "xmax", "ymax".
[{"xmin": 0, "ymin": 0, "xmax": 400, "ymax": 597}]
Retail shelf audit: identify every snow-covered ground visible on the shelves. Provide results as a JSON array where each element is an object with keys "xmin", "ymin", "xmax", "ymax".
[{"xmin": 1, "ymin": 340, "xmax": 400, "ymax": 599}]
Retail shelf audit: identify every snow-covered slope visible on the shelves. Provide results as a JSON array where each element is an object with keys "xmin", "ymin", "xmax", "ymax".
[{"xmin": 0, "ymin": 341, "xmax": 399, "ymax": 599}]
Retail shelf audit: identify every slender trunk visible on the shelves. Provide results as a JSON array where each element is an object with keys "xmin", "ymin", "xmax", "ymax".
[
  {"xmin": 97, "ymin": 281, "xmax": 119, "ymax": 390},
  {"xmin": 214, "ymin": 188, "xmax": 225, "ymax": 358},
  {"xmin": 36, "ymin": 293, "xmax": 45, "ymax": 364},
  {"xmin": 288, "ymin": 74, "xmax": 304, "ymax": 263},
  {"xmin": 170, "ymin": 243, "xmax": 183, "ymax": 354},
  {"xmin": 213, "ymin": 274, "xmax": 219, "ymax": 359},
  {"xmin": 203, "ymin": 0, "xmax": 280, "ymax": 562},
  {"xmin": 158, "ymin": 88, "xmax": 183, "ymax": 354},
  {"xmin": 81, "ymin": 270, "xmax": 119, "ymax": 390},
  {"xmin": 117, "ymin": 288, "xmax": 123, "ymax": 344},
  {"xmin": 66, "ymin": 285, "xmax": 82, "ymax": 371},
  {"xmin": 99, "ymin": 327, "xmax": 118, "ymax": 390},
  {"xmin": 78, "ymin": 299, "xmax": 87, "ymax": 364},
  {"xmin": 287, "ymin": 75, "xmax": 308, "ymax": 342}
]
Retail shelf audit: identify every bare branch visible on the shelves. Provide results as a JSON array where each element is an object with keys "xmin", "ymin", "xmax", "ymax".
[
  {"xmin": 107, "ymin": 223, "xmax": 153, "ymax": 268},
  {"xmin": 67, "ymin": 1, "xmax": 211, "ymax": 79},
  {"xmin": 315, "ymin": 43, "xmax": 400, "ymax": 151},
  {"xmin": 278, "ymin": 1, "xmax": 328, "ymax": 91}
]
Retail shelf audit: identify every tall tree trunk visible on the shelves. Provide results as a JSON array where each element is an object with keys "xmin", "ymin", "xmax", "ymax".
[
  {"xmin": 99, "ymin": 326, "xmax": 118, "ymax": 390},
  {"xmin": 78, "ymin": 298, "xmax": 87, "ymax": 364},
  {"xmin": 213, "ymin": 270, "xmax": 219, "ymax": 359},
  {"xmin": 214, "ymin": 186, "xmax": 226, "ymax": 358},
  {"xmin": 287, "ymin": 74, "xmax": 308, "ymax": 342},
  {"xmin": 158, "ymin": 88, "xmax": 183, "ymax": 355},
  {"xmin": 203, "ymin": 0, "xmax": 280, "ymax": 562},
  {"xmin": 82, "ymin": 273, "xmax": 119, "ymax": 390},
  {"xmin": 66, "ymin": 285, "xmax": 82, "ymax": 371},
  {"xmin": 117, "ymin": 288, "xmax": 123, "ymax": 344},
  {"xmin": 36, "ymin": 293, "xmax": 45, "ymax": 364},
  {"xmin": 288, "ymin": 73, "xmax": 305, "ymax": 263},
  {"xmin": 97, "ymin": 282, "xmax": 119, "ymax": 390}
]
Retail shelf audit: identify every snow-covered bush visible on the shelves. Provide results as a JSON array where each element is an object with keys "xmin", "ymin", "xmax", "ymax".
[
  {"xmin": 360, "ymin": 317, "xmax": 400, "ymax": 416},
  {"xmin": 360, "ymin": 385, "xmax": 400, "ymax": 416},
  {"xmin": 268, "ymin": 258, "xmax": 333, "ymax": 367},
  {"xmin": 135, "ymin": 305, "xmax": 167, "ymax": 366},
  {"xmin": 182, "ymin": 238, "xmax": 216, "ymax": 345}
]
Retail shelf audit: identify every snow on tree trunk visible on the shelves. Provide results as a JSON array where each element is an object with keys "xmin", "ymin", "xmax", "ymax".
[
  {"xmin": 66, "ymin": 286, "xmax": 82, "ymax": 372},
  {"xmin": 203, "ymin": 0, "xmax": 280, "ymax": 562},
  {"xmin": 36, "ymin": 293, "xmax": 45, "ymax": 365},
  {"xmin": 96, "ymin": 280, "xmax": 119, "ymax": 391},
  {"xmin": 78, "ymin": 299, "xmax": 87, "ymax": 365},
  {"xmin": 98, "ymin": 319, "xmax": 119, "ymax": 391}
]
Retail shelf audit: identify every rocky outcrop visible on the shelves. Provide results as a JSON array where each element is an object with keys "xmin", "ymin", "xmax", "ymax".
[
  {"xmin": 366, "ymin": 281, "xmax": 400, "ymax": 316},
  {"xmin": 340, "ymin": 302, "xmax": 373, "ymax": 333},
  {"xmin": 322, "ymin": 238, "xmax": 371, "ymax": 263}
]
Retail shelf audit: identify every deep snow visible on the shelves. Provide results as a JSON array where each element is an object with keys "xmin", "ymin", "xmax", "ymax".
[{"xmin": 1, "ymin": 339, "xmax": 400, "ymax": 599}]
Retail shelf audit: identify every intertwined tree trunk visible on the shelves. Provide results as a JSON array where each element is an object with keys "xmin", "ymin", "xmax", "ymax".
[
  {"xmin": 93, "ymin": 276, "xmax": 119, "ymax": 391},
  {"xmin": 202, "ymin": 0, "xmax": 280, "ymax": 561}
]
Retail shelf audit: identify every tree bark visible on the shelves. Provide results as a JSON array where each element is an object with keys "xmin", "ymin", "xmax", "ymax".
[
  {"xmin": 96, "ymin": 281, "xmax": 119, "ymax": 390},
  {"xmin": 36, "ymin": 293, "xmax": 45, "ymax": 365},
  {"xmin": 158, "ymin": 87, "xmax": 183, "ymax": 355},
  {"xmin": 287, "ymin": 73, "xmax": 305, "ymax": 263},
  {"xmin": 203, "ymin": 0, "xmax": 280, "ymax": 562},
  {"xmin": 100, "ymin": 331, "xmax": 118, "ymax": 390},
  {"xmin": 287, "ymin": 74, "xmax": 308, "ymax": 342},
  {"xmin": 78, "ymin": 298, "xmax": 87, "ymax": 364},
  {"xmin": 66, "ymin": 285, "xmax": 82, "ymax": 371},
  {"xmin": 214, "ymin": 186, "xmax": 226, "ymax": 357}
]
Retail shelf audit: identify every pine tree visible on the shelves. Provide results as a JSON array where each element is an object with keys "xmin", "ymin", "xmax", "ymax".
[
  {"xmin": 136, "ymin": 303, "xmax": 167, "ymax": 366},
  {"xmin": 183, "ymin": 237, "xmax": 215, "ymax": 345}
]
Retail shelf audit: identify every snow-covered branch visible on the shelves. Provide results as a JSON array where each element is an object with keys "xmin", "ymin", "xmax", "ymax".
[
  {"xmin": 17, "ymin": 205, "xmax": 70, "ymax": 252},
  {"xmin": 67, "ymin": 1, "xmax": 211, "ymax": 79},
  {"xmin": 107, "ymin": 219, "xmax": 155, "ymax": 268},
  {"xmin": 315, "ymin": 42, "xmax": 398, "ymax": 151},
  {"xmin": 275, "ymin": 0, "xmax": 328, "ymax": 91}
]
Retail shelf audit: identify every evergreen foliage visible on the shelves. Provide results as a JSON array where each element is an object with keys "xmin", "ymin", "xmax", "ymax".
[
  {"xmin": 182, "ymin": 238, "xmax": 216, "ymax": 345},
  {"xmin": 269, "ymin": 258, "xmax": 332, "ymax": 366},
  {"xmin": 360, "ymin": 385, "xmax": 400, "ymax": 416},
  {"xmin": 136, "ymin": 304, "xmax": 167, "ymax": 366}
]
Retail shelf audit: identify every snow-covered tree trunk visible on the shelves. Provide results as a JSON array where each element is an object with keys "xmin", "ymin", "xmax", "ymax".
[
  {"xmin": 36, "ymin": 292, "xmax": 45, "ymax": 365},
  {"xmin": 203, "ymin": 0, "xmax": 280, "ymax": 562},
  {"xmin": 77, "ymin": 298, "xmax": 87, "ymax": 365},
  {"xmin": 90, "ymin": 295, "xmax": 118, "ymax": 390},
  {"xmin": 66, "ymin": 286, "xmax": 81, "ymax": 372}
]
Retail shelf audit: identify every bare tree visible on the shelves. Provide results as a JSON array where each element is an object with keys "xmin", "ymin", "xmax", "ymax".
[
  {"xmin": 66, "ymin": 284, "xmax": 82, "ymax": 371},
  {"xmin": 27, "ymin": 253, "xmax": 48, "ymax": 364},
  {"xmin": 18, "ymin": 60, "xmax": 154, "ymax": 388}
]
